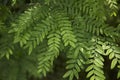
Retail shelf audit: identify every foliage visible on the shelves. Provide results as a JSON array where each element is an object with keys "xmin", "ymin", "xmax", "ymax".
[{"xmin": 0, "ymin": 0, "xmax": 120, "ymax": 80}]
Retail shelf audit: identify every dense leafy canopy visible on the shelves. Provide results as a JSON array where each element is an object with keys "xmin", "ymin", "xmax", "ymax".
[{"xmin": 0, "ymin": 0, "xmax": 120, "ymax": 80}]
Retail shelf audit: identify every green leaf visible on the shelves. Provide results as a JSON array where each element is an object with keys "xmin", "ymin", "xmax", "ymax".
[
  {"xmin": 64, "ymin": 41, "xmax": 69, "ymax": 46},
  {"xmin": 73, "ymin": 69, "xmax": 79, "ymax": 79},
  {"xmin": 94, "ymin": 66, "xmax": 104, "ymax": 74},
  {"xmin": 20, "ymin": 41, "xmax": 23, "ymax": 47},
  {"xmin": 111, "ymin": 58, "xmax": 118, "ymax": 69},
  {"xmin": 106, "ymin": 49, "xmax": 113, "ymax": 55},
  {"xmin": 28, "ymin": 45, "xmax": 33, "ymax": 55},
  {"xmin": 75, "ymin": 64, "xmax": 80, "ymax": 72},
  {"xmin": 114, "ymin": 47, "xmax": 120, "ymax": 53},
  {"xmin": 86, "ymin": 65, "xmax": 93, "ymax": 72},
  {"xmin": 66, "ymin": 64, "xmax": 74, "ymax": 69},
  {"xmin": 109, "ymin": 52, "xmax": 115, "ymax": 60},
  {"xmin": 90, "ymin": 75, "xmax": 95, "ymax": 80},
  {"xmin": 95, "ymin": 48, "xmax": 104, "ymax": 54},
  {"xmin": 99, "ymin": 55, "xmax": 104, "ymax": 62},
  {"xmin": 94, "ymin": 70, "xmax": 105, "ymax": 79},
  {"xmin": 43, "ymin": 69, "xmax": 47, "ymax": 77},
  {"xmin": 86, "ymin": 70, "xmax": 94, "ymax": 78},
  {"xmin": 63, "ymin": 70, "xmax": 72, "ymax": 78},
  {"xmin": 77, "ymin": 59, "xmax": 82, "ymax": 66},
  {"xmin": 118, "ymin": 65, "xmax": 120, "ymax": 68},
  {"xmin": 94, "ymin": 60, "xmax": 103, "ymax": 68},
  {"xmin": 6, "ymin": 53, "xmax": 10, "ymax": 59},
  {"xmin": 117, "ymin": 70, "xmax": 120, "ymax": 79},
  {"xmin": 69, "ymin": 72, "xmax": 74, "ymax": 80},
  {"xmin": 66, "ymin": 60, "xmax": 76, "ymax": 64},
  {"xmin": 44, "ymin": 66, "xmax": 50, "ymax": 72},
  {"xmin": 38, "ymin": 69, "xmax": 42, "ymax": 73},
  {"xmin": 69, "ymin": 41, "xmax": 76, "ymax": 48},
  {"xmin": 8, "ymin": 48, "xmax": 13, "ymax": 55},
  {"xmin": 95, "ymin": 76, "xmax": 105, "ymax": 80},
  {"xmin": 95, "ymin": 58, "xmax": 103, "ymax": 66},
  {"xmin": 115, "ymin": 54, "xmax": 120, "ymax": 59},
  {"xmin": 74, "ymin": 48, "xmax": 79, "ymax": 57}
]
